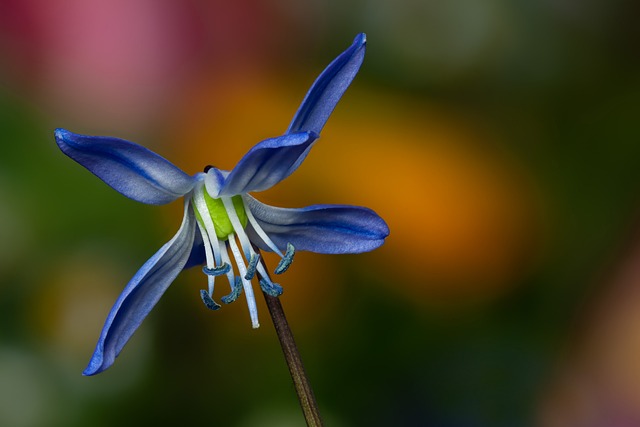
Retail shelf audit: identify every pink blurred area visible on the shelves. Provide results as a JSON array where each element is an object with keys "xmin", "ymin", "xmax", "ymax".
[{"xmin": 0, "ymin": 0, "xmax": 299, "ymax": 132}]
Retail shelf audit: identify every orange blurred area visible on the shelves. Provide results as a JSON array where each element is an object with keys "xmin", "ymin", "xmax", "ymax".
[
  {"xmin": 160, "ymin": 71, "xmax": 541, "ymax": 310},
  {"xmin": 322, "ymin": 95, "xmax": 542, "ymax": 301},
  {"xmin": 167, "ymin": 70, "xmax": 543, "ymax": 305}
]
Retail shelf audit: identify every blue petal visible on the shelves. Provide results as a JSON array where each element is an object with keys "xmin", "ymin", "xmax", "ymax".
[
  {"xmin": 55, "ymin": 128, "xmax": 195, "ymax": 205},
  {"xmin": 287, "ymin": 33, "xmax": 366, "ymax": 135},
  {"xmin": 216, "ymin": 131, "xmax": 316, "ymax": 196},
  {"xmin": 83, "ymin": 202, "xmax": 197, "ymax": 375},
  {"xmin": 244, "ymin": 196, "xmax": 389, "ymax": 254}
]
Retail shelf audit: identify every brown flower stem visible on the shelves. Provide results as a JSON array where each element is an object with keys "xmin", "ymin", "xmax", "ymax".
[{"xmin": 262, "ymin": 291, "xmax": 323, "ymax": 426}]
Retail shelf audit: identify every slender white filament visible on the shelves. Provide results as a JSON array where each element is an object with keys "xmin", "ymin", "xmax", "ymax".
[
  {"xmin": 241, "ymin": 197, "xmax": 284, "ymax": 257},
  {"xmin": 255, "ymin": 261, "xmax": 272, "ymax": 284},
  {"xmin": 195, "ymin": 220, "xmax": 216, "ymax": 295},
  {"xmin": 193, "ymin": 185, "xmax": 222, "ymax": 266},
  {"xmin": 219, "ymin": 239, "xmax": 236, "ymax": 289},
  {"xmin": 228, "ymin": 234, "xmax": 259, "ymax": 328},
  {"xmin": 221, "ymin": 196, "xmax": 256, "ymax": 260}
]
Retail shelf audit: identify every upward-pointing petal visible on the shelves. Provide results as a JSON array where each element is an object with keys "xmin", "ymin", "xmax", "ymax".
[
  {"xmin": 83, "ymin": 201, "xmax": 197, "ymax": 375},
  {"xmin": 216, "ymin": 34, "xmax": 366, "ymax": 197},
  {"xmin": 216, "ymin": 131, "xmax": 316, "ymax": 196},
  {"xmin": 287, "ymin": 33, "xmax": 366, "ymax": 135},
  {"xmin": 55, "ymin": 129, "xmax": 195, "ymax": 205}
]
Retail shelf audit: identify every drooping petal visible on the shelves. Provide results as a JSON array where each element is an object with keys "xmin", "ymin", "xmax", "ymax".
[
  {"xmin": 216, "ymin": 131, "xmax": 316, "ymax": 196},
  {"xmin": 83, "ymin": 201, "xmax": 197, "ymax": 376},
  {"xmin": 55, "ymin": 128, "xmax": 195, "ymax": 205},
  {"xmin": 287, "ymin": 33, "xmax": 366, "ymax": 135},
  {"xmin": 244, "ymin": 196, "xmax": 389, "ymax": 254}
]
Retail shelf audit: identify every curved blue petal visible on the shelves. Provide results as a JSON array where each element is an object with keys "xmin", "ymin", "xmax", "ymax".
[
  {"xmin": 83, "ymin": 202, "xmax": 197, "ymax": 375},
  {"xmin": 287, "ymin": 33, "xmax": 366, "ymax": 135},
  {"xmin": 216, "ymin": 131, "xmax": 316, "ymax": 196},
  {"xmin": 55, "ymin": 128, "xmax": 195, "ymax": 205},
  {"xmin": 244, "ymin": 196, "xmax": 389, "ymax": 254}
]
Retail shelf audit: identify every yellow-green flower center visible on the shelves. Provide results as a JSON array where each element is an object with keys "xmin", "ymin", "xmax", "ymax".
[{"xmin": 195, "ymin": 189, "xmax": 247, "ymax": 239}]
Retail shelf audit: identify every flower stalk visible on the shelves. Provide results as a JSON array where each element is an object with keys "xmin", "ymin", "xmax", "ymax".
[{"xmin": 261, "ymin": 268, "xmax": 323, "ymax": 426}]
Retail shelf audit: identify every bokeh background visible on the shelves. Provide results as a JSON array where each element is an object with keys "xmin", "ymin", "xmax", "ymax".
[{"xmin": 0, "ymin": 0, "xmax": 639, "ymax": 426}]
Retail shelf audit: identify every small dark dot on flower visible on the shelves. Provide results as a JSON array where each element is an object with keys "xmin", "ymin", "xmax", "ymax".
[{"xmin": 204, "ymin": 165, "xmax": 216, "ymax": 173}]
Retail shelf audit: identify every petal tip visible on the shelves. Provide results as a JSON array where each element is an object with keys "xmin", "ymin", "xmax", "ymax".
[
  {"xmin": 380, "ymin": 218, "xmax": 390, "ymax": 238},
  {"xmin": 82, "ymin": 354, "xmax": 106, "ymax": 376},
  {"xmin": 82, "ymin": 367, "xmax": 98, "ymax": 377},
  {"xmin": 54, "ymin": 128, "xmax": 85, "ymax": 155},
  {"xmin": 54, "ymin": 128, "xmax": 73, "ymax": 145},
  {"xmin": 355, "ymin": 33, "xmax": 367, "ymax": 46}
]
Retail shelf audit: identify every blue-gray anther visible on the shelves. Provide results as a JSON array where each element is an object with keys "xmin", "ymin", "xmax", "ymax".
[
  {"xmin": 203, "ymin": 263, "xmax": 231, "ymax": 276},
  {"xmin": 244, "ymin": 253, "xmax": 261, "ymax": 280},
  {"xmin": 221, "ymin": 277, "xmax": 243, "ymax": 304},
  {"xmin": 200, "ymin": 290, "xmax": 221, "ymax": 310},
  {"xmin": 275, "ymin": 243, "xmax": 295, "ymax": 275},
  {"xmin": 259, "ymin": 278, "xmax": 283, "ymax": 297}
]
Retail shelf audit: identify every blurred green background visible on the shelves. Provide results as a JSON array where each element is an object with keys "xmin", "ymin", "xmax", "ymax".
[{"xmin": 1, "ymin": 0, "xmax": 639, "ymax": 426}]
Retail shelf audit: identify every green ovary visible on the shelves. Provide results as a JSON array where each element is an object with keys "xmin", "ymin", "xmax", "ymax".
[{"xmin": 195, "ymin": 191, "xmax": 248, "ymax": 240}]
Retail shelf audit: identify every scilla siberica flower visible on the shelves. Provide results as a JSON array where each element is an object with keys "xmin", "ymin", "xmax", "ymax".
[{"xmin": 55, "ymin": 33, "xmax": 389, "ymax": 376}]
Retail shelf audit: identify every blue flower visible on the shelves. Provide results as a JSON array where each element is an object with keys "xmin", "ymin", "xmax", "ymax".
[{"xmin": 55, "ymin": 33, "xmax": 389, "ymax": 376}]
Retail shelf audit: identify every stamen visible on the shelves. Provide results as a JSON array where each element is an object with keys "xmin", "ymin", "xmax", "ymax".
[
  {"xmin": 221, "ymin": 276, "xmax": 243, "ymax": 304},
  {"xmin": 222, "ymin": 196, "xmax": 255, "ymax": 260},
  {"xmin": 220, "ymin": 240, "xmax": 237, "ymax": 289},
  {"xmin": 228, "ymin": 235, "xmax": 260, "ymax": 328},
  {"xmin": 259, "ymin": 278, "xmax": 283, "ymax": 297},
  {"xmin": 244, "ymin": 253, "xmax": 260, "ymax": 280},
  {"xmin": 275, "ymin": 243, "xmax": 295, "ymax": 275},
  {"xmin": 203, "ymin": 263, "xmax": 231, "ymax": 276},
  {"xmin": 211, "ymin": 236, "xmax": 223, "ymax": 267},
  {"xmin": 193, "ymin": 185, "xmax": 223, "ymax": 265},
  {"xmin": 200, "ymin": 290, "xmax": 221, "ymax": 310},
  {"xmin": 242, "ymin": 197, "xmax": 284, "ymax": 257},
  {"xmin": 195, "ymin": 220, "xmax": 217, "ymax": 295}
]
